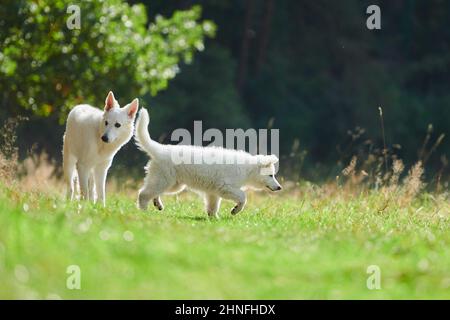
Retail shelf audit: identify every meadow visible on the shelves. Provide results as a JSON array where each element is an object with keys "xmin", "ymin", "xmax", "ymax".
[{"xmin": 0, "ymin": 157, "xmax": 449, "ymax": 299}]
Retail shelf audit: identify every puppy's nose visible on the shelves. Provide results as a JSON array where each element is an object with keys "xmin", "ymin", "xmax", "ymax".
[
  {"xmin": 101, "ymin": 135, "xmax": 109, "ymax": 143},
  {"xmin": 276, "ymin": 186, "xmax": 282, "ymax": 191}
]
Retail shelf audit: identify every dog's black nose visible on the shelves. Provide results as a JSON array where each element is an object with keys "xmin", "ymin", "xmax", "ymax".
[
  {"xmin": 101, "ymin": 135, "xmax": 109, "ymax": 143},
  {"xmin": 276, "ymin": 186, "xmax": 282, "ymax": 191}
]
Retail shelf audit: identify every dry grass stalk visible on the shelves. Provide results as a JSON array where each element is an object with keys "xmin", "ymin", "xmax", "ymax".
[
  {"xmin": 403, "ymin": 161, "xmax": 425, "ymax": 200},
  {"xmin": 0, "ymin": 118, "xmax": 21, "ymax": 183}
]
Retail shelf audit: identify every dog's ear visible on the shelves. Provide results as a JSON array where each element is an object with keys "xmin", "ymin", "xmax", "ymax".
[
  {"xmin": 258, "ymin": 154, "xmax": 279, "ymax": 167},
  {"xmin": 126, "ymin": 98, "xmax": 139, "ymax": 119},
  {"xmin": 257, "ymin": 154, "xmax": 278, "ymax": 175},
  {"xmin": 105, "ymin": 91, "xmax": 117, "ymax": 111}
]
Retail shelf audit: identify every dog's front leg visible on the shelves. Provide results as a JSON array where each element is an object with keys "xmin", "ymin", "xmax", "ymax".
[
  {"xmin": 205, "ymin": 194, "xmax": 221, "ymax": 218},
  {"xmin": 137, "ymin": 172, "xmax": 173, "ymax": 211},
  {"xmin": 88, "ymin": 173, "xmax": 96, "ymax": 203},
  {"xmin": 94, "ymin": 163, "xmax": 110, "ymax": 207},
  {"xmin": 153, "ymin": 197, "xmax": 164, "ymax": 210},
  {"xmin": 220, "ymin": 188, "xmax": 247, "ymax": 215}
]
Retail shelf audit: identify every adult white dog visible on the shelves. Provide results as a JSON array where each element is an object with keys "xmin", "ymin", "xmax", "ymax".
[
  {"xmin": 135, "ymin": 108, "xmax": 282, "ymax": 217},
  {"xmin": 63, "ymin": 91, "xmax": 138, "ymax": 205}
]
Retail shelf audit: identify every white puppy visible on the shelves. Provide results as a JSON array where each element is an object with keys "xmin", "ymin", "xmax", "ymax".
[
  {"xmin": 134, "ymin": 108, "xmax": 282, "ymax": 217},
  {"xmin": 63, "ymin": 91, "xmax": 139, "ymax": 205}
]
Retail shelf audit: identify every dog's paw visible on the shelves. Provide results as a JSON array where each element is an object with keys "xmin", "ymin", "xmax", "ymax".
[
  {"xmin": 137, "ymin": 198, "xmax": 148, "ymax": 211},
  {"xmin": 231, "ymin": 205, "xmax": 241, "ymax": 215},
  {"xmin": 153, "ymin": 198, "xmax": 164, "ymax": 211},
  {"xmin": 137, "ymin": 202, "xmax": 148, "ymax": 211},
  {"xmin": 207, "ymin": 211, "xmax": 219, "ymax": 218},
  {"xmin": 137, "ymin": 193, "xmax": 151, "ymax": 211}
]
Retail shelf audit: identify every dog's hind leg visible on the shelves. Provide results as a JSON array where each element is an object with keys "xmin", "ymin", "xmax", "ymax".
[
  {"xmin": 77, "ymin": 164, "xmax": 90, "ymax": 201},
  {"xmin": 63, "ymin": 153, "xmax": 77, "ymax": 201},
  {"xmin": 204, "ymin": 194, "xmax": 221, "ymax": 218},
  {"xmin": 219, "ymin": 188, "xmax": 247, "ymax": 215}
]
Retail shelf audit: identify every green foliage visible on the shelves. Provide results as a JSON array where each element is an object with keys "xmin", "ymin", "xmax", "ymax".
[{"xmin": 0, "ymin": 0, "xmax": 215, "ymax": 122}]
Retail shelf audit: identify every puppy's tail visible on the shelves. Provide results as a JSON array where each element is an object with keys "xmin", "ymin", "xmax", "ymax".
[{"xmin": 135, "ymin": 108, "xmax": 159, "ymax": 158}]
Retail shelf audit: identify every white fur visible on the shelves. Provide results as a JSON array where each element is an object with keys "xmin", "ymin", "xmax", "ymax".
[
  {"xmin": 63, "ymin": 91, "xmax": 138, "ymax": 206},
  {"xmin": 134, "ymin": 108, "xmax": 282, "ymax": 217}
]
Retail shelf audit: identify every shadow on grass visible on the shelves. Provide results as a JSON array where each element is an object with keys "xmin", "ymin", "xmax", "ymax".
[
  {"xmin": 174, "ymin": 214, "xmax": 208, "ymax": 221},
  {"xmin": 175, "ymin": 214, "xmax": 238, "ymax": 222}
]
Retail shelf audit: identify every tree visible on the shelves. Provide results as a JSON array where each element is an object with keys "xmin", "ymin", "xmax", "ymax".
[{"xmin": 0, "ymin": 0, "xmax": 215, "ymax": 122}]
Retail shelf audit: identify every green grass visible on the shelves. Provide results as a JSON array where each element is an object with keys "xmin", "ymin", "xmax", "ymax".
[{"xmin": 0, "ymin": 182, "xmax": 449, "ymax": 299}]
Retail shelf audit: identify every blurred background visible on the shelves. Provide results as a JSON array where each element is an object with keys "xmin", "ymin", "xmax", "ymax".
[{"xmin": 1, "ymin": 0, "xmax": 450, "ymax": 183}]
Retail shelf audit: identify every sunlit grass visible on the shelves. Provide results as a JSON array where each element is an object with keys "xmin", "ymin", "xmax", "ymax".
[{"xmin": 0, "ymin": 182, "xmax": 449, "ymax": 299}]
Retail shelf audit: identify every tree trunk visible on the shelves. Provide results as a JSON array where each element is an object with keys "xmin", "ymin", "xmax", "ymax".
[
  {"xmin": 237, "ymin": 0, "xmax": 255, "ymax": 93},
  {"xmin": 256, "ymin": 0, "xmax": 274, "ymax": 74}
]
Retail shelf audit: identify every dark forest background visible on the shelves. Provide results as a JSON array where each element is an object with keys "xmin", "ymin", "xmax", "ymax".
[{"xmin": 2, "ymin": 0, "xmax": 450, "ymax": 181}]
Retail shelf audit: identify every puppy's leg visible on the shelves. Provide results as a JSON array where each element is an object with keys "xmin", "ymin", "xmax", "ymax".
[
  {"xmin": 77, "ymin": 165, "xmax": 90, "ymax": 201},
  {"xmin": 153, "ymin": 197, "xmax": 163, "ymax": 211},
  {"xmin": 219, "ymin": 188, "xmax": 247, "ymax": 215},
  {"xmin": 152, "ymin": 184, "xmax": 184, "ymax": 210},
  {"xmin": 63, "ymin": 153, "xmax": 77, "ymax": 201},
  {"xmin": 94, "ymin": 162, "xmax": 110, "ymax": 207},
  {"xmin": 204, "ymin": 194, "xmax": 221, "ymax": 218},
  {"xmin": 138, "ymin": 183, "xmax": 169, "ymax": 211},
  {"xmin": 165, "ymin": 184, "xmax": 186, "ymax": 194},
  {"xmin": 138, "ymin": 174, "xmax": 173, "ymax": 211}
]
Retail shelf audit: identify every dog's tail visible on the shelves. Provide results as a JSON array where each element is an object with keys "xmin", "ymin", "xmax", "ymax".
[{"xmin": 135, "ymin": 108, "xmax": 160, "ymax": 158}]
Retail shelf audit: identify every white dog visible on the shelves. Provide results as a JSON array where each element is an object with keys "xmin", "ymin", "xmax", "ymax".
[
  {"xmin": 134, "ymin": 108, "xmax": 282, "ymax": 217},
  {"xmin": 62, "ymin": 91, "xmax": 139, "ymax": 205}
]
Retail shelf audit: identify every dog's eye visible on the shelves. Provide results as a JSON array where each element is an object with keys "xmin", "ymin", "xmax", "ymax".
[
  {"xmin": 115, "ymin": 123, "xmax": 121, "ymax": 128},
  {"xmin": 105, "ymin": 121, "xmax": 108, "ymax": 126},
  {"xmin": 269, "ymin": 174, "xmax": 274, "ymax": 178}
]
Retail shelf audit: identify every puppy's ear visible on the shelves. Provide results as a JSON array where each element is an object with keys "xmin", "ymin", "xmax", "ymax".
[
  {"xmin": 105, "ymin": 91, "xmax": 117, "ymax": 111},
  {"xmin": 257, "ymin": 155, "xmax": 278, "ymax": 175},
  {"xmin": 258, "ymin": 154, "xmax": 279, "ymax": 167},
  {"xmin": 126, "ymin": 98, "xmax": 139, "ymax": 119}
]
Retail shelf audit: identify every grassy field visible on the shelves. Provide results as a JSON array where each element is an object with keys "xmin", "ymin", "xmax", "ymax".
[{"xmin": 0, "ymin": 179, "xmax": 449, "ymax": 299}]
